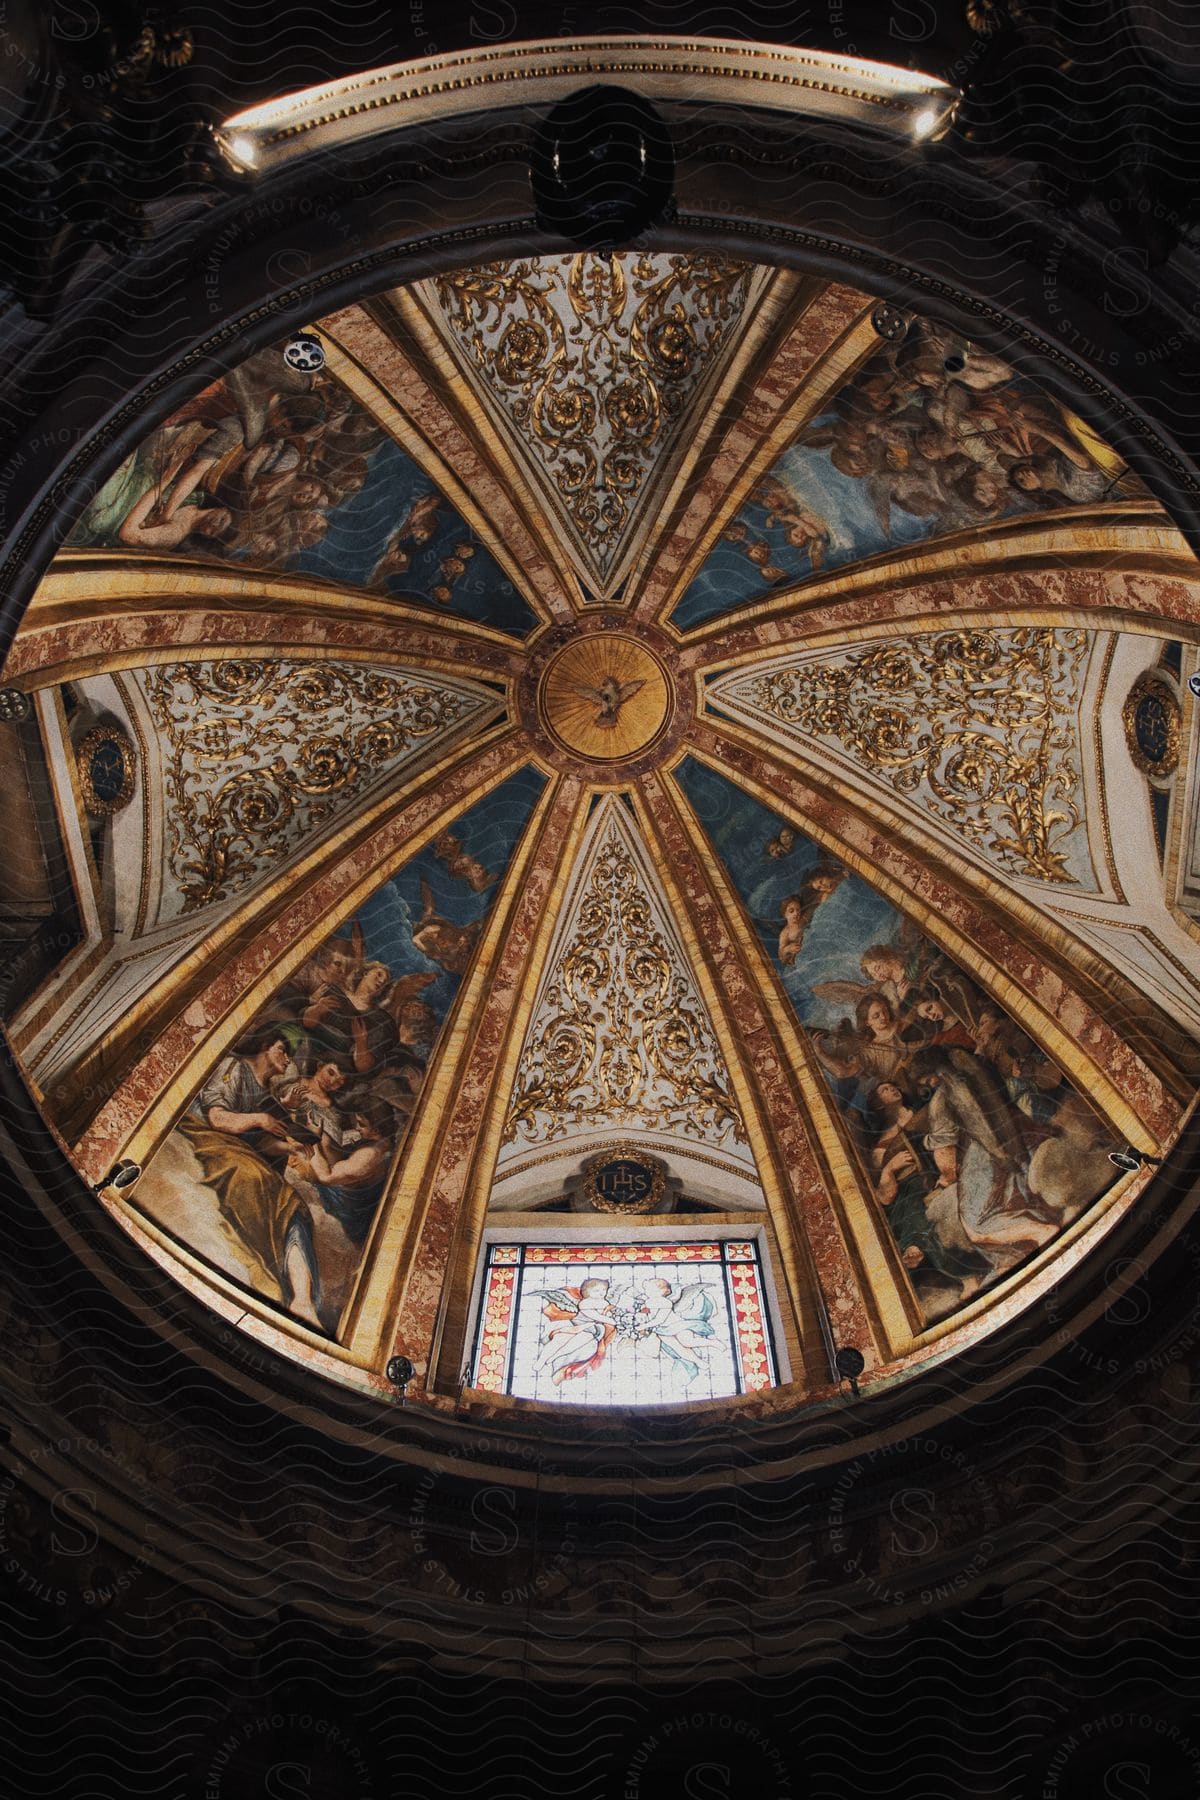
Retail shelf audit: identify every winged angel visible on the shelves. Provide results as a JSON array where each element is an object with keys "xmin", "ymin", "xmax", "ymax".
[
  {"xmin": 410, "ymin": 878, "xmax": 481, "ymax": 974},
  {"xmin": 534, "ymin": 1276, "xmax": 717, "ymax": 1389}
]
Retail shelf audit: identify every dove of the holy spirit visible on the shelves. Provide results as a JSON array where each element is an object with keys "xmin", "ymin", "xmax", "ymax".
[
  {"xmin": 572, "ymin": 674, "xmax": 647, "ymax": 729},
  {"xmin": 538, "ymin": 632, "xmax": 672, "ymax": 764}
]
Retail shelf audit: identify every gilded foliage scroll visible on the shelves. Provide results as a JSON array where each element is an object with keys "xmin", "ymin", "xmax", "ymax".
[
  {"xmin": 713, "ymin": 629, "xmax": 1090, "ymax": 884},
  {"xmin": 145, "ymin": 659, "xmax": 490, "ymax": 914},
  {"xmin": 433, "ymin": 253, "xmax": 753, "ymax": 582},
  {"xmin": 503, "ymin": 808, "xmax": 746, "ymax": 1152}
]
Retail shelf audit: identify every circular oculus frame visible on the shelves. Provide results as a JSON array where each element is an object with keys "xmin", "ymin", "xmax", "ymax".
[{"xmin": 76, "ymin": 726, "xmax": 137, "ymax": 818}]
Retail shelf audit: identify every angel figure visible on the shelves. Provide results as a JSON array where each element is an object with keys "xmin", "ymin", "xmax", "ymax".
[
  {"xmin": 573, "ymin": 673, "xmax": 645, "ymax": 730},
  {"xmin": 859, "ymin": 930, "xmax": 927, "ymax": 1011},
  {"xmin": 811, "ymin": 993, "xmax": 911, "ymax": 1090},
  {"xmin": 432, "ymin": 828, "xmax": 496, "ymax": 893},
  {"xmin": 765, "ymin": 825, "xmax": 796, "ymax": 861},
  {"xmin": 411, "ymin": 878, "xmax": 481, "ymax": 974},
  {"xmin": 774, "ymin": 857, "xmax": 847, "ymax": 965},
  {"xmin": 535, "ymin": 1280, "xmax": 616, "ymax": 1387},
  {"xmin": 333, "ymin": 962, "xmax": 437, "ymax": 1084},
  {"xmin": 633, "ymin": 1278, "xmax": 717, "ymax": 1384},
  {"xmin": 754, "ymin": 474, "xmax": 832, "ymax": 570},
  {"xmin": 370, "ymin": 490, "xmax": 444, "ymax": 586}
]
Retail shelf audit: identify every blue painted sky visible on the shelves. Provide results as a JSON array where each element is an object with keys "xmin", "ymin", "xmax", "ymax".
[
  {"xmin": 350, "ymin": 765, "xmax": 546, "ymax": 1030},
  {"xmin": 671, "ymin": 420, "xmax": 935, "ymax": 630},
  {"xmin": 70, "ymin": 382, "xmax": 537, "ymax": 639},
  {"xmin": 675, "ymin": 757, "xmax": 903, "ymax": 1032},
  {"xmin": 294, "ymin": 437, "xmax": 537, "ymax": 637}
]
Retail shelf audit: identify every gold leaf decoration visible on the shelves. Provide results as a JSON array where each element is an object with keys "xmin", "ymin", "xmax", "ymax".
[
  {"xmin": 717, "ymin": 629, "xmax": 1089, "ymax": 884},
  {"xmin": 145, "ymin": 660, "xmax": 488, "ymax": 912},
  {"xmin": 503, "ymin": 807, "xmax": 746, "ymax": 1150},
  {"xmin": 433, "ymin": 253, "xmax": 753, "ymax": 581}
]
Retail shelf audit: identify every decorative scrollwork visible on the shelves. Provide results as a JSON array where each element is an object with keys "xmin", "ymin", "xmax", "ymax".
[
  {"xmin": 503, "ymin": 813, "xmax": 746, "ymax": 1150},
  {"xmin": 145, "ymin": 660, "xmax": 483, "ymax": 912},
  {"xmin": 434, "ymin": 253, "xmax": 753, "ymax": 578},
  {"xmin": 727, "ymin": 629, "xmax": 1090, "ymax": 884}
]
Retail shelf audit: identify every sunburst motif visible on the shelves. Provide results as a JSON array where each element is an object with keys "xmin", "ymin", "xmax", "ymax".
[{"xmin": 539, "ymin": 636, "xmax": 672, "ymax": 763}]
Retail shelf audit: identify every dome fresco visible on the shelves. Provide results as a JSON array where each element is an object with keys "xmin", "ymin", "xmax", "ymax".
[{"xmin": 5, "ymin": 252, "xmax": 1199, "ymax": 1409}]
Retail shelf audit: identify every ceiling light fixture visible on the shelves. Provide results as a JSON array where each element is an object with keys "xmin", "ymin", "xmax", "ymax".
[
  {"xmin": 1108, "ymin": 1147, "xmax": 1163, "ymax": 1173},
  {"xmin": 386, "ymin": 1355, "xmax": 415, "ymax": 1400},
  {"xmin": 91, "ymin": 1160, "xmax": 142, "ymax": 1195},
  {"xmin": 834, "ymin": 1346, "xmax": 866, "ymax": 1398},
  {"xmin": 530, "ymin": 85, "xmax": 674, "ymax": 251}
]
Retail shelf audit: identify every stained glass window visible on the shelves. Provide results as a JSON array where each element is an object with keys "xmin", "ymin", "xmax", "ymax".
[{"xmin": 471, "ymin": 1238, "xmax": 779, "ymax": 1406}]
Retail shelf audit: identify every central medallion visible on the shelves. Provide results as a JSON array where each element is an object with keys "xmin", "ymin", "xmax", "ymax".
[{"xmin": 539, "ymin": 635, "xmax": 673, "ymax": 764}]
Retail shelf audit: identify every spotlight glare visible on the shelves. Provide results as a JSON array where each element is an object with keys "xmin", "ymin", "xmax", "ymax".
[{"xmin": 226, "ymin": 133, "xmax": 259, "ymax": 169}]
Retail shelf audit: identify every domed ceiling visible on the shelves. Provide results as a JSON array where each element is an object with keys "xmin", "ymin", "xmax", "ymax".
[{"xmin": 5, "ymin": 252, "xmax": 1200, "ymax": 1411}]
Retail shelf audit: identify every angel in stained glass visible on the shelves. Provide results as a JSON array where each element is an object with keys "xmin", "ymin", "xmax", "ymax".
[
  {"xmin": 630, "ymin": 1278, "xmax": 718, "ymax": 1384},
  {"xmin": 535, "ymin": 1280, "xmax": 617, "ymax": 1387}
]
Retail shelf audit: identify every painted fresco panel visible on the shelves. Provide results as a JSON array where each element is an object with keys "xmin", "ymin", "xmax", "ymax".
[
  {"xmin": 131, "ymin": 767, "xmax": 545, "ymax": 1335},
  {"xmin": 671, "ymin": 318, "xmax": 1143, "ymax": 629},
  {"xmin": 675, "ymin": 758, "xmax": 1118, "ymax": 1326},
  {"xmin": 69, "ymin": 343, "xmax": 537, "ymax": 635}
]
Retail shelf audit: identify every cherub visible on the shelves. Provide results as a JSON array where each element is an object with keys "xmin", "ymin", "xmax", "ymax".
[
  {"xmin": 777, "ymin": 894, "xmax": 809, "ymax": 966},
  {"xmin": 411, "ymin": 878, "xmax": 481, "ymax": 974},
  {"xmin": 765, "ymin": 825, "xmax": 796, "ymax": 860},
  {"xmin": 535, "ymin": 1280, "xmax": 616, "ymax": 1386},
  {"xmin": 432, "ymin": 828, "xmax": 496, "ymax": 893},
  {"xmin": 633, "ymin": 1278, "xmax": 717, "ymax": 1384},
  {"xmin": 773, "ymin": 858, "xmax": 847, "ymax": 965},
  {"xmin": 573, "ymin": 673, "xmax": 645, "ymax": 729},
  {"xmin": 370, "ymin": 490, "xmax": 444, "ymax": 586},
  {"xmin": 431, "ymin": 541, "xmax": 476, "ymax": 606},
  {"xmin": 721, "ymin": 519, "xmax": 788, "ymax": 583},
  {"xmin": 754, "ymin": 474, "xmax": 831, "ymax": 569}
]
